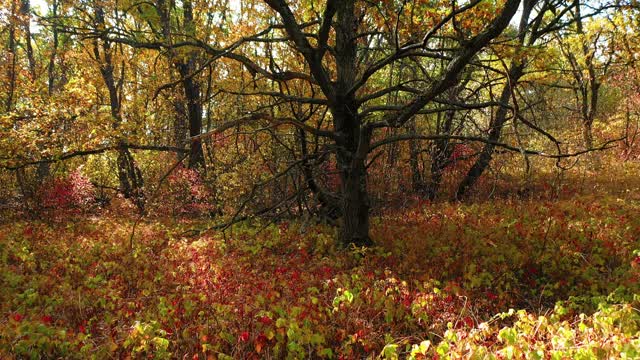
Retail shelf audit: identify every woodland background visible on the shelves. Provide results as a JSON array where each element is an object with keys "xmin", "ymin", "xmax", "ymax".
[{"xmin": 2, "ymin": 0, "xmax": 640, "ymax": 358}]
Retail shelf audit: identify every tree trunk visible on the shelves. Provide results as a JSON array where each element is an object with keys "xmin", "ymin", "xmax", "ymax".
[
  {"xmin": 92, "ymin": 3, "xmax": 145, "ymax": 212},
  {"xmin": 155, "ymin": 0, "xmax": 187, "ymax": 158},
  {"xmin": 48, "ymin": 0, "xmax": 59, "ymax": 96},
  {"xmin": 426, "ymin": 142, "xmax": 449, "ymax": 200},
  {"xmin": 334, "ymin": 104, "xmax": 373, "ymax": 247},
  {"xmin": 177, "ymin": 0, "xmax": 205, "ymax": 170},
  {"xmin": 21, "ymin": 0, "xmax": 36, "ymax": 80},
  {"xmin": 456, "ymin": 65, "xmax": 523, "ymax": 199},
  {"xmin": 455, "ymin": 0, "xmax": 537, "ymax": 199},
  {"xmin": 426, "ymin": 110, "xmax": 455, "ymax": 200},
  {"xmin": 41, "ymin": 0, "xmax": 60, "ymax": 181},
  {"xmin": 173, "ymin": 101, "xmax": 189, "ymax": 150},
  {"xmin": 582, "ymin": 121, "xmax": 594, "ymax": 150},
  {"xmin": 334, "ymin": 108, "xmax": 372, "ymax": 247},
  {"xmin": 339, "ymin": 156, "xmax": 372, "ymax": 247},
  {"xmin": 575, "ymin": 0, "xmax": 599, "ymax": 152},
  {"xmin": 333, "ymin": 0, "xmax": 373, "ymax": 247},
  {"xmin": 117, "ymin": 143, "xmax": 145, "ymax": 211},
  {"xmin": 181, "ymin": 70, "xmax": 205, "ymax": 169},
  {"xmin": 6, "ymin": 0, "xmax": 17, "ymax": 112},
  {"xmin": 408, "ymin": 119, "xmax": 425, "ymax": 194}
]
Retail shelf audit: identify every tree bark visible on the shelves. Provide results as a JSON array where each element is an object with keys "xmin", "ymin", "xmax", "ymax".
[
  {"xmin": 332, "ymin": 0, "xmax": 373, "ymax": 247},
  {"xmin": 339, "ymin": 155, "xmax": 372, "ymax": 247},
  {"xmin": 335, "ymin": 107, "xmax": 372, "ymax": 247},
  {"xmin": 582, "ymin": 121, "xmax": 594, "ymax": 150},
  {"xmin": 176, "ymin": 63, "xmax": 205, "ymax": 169},
  {"xmin": 575, "ymin": 2, "xmax": 599, "ymax": 152},
  {"xmin": 181, "ymin": 0, "xmax": 205, "ymax": 170}
]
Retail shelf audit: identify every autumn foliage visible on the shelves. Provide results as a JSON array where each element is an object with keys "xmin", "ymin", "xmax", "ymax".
[
  {"xmin": 2, "ymin": 152, "xmax": 640, "ymax": 358},
  {"xmin": 3, "ymin": 0, "xmax": 640, "ymax": 358}
]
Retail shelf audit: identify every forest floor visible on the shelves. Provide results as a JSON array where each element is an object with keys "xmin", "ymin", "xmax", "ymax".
[{"xmin": 2, "ymin": 159, "xmax": 640, "ymax": 359}]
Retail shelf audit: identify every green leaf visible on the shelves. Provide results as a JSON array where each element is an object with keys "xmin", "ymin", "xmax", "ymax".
[{"xmin": 382, "ymin": 344, "xmax": 399, "ymax": 360}]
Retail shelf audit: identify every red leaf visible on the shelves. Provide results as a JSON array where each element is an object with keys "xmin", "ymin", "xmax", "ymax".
[
  {"xmin": 23, "ymin": 226, "xmax": 33, "ymax": 236},
  {"xmin": 41, "ymin": 315, "xmax": 53, "ymax": 325},
  {"xmin": 239, "ymin": 331, "xmax": 250, "ymax": 342},
  {"xmin": 463, "ymin": 316, "xmax": 474, "ymax": 328}
]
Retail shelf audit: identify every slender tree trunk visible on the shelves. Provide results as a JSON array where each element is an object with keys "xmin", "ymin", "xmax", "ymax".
[
  {"xmin": 93, "ymin": 3, "xmax": 145, "ymax": 212},
  {"xmin": 582, "ymin": 121, "xmax": 594, "ymax": 150},
  {"xmin": 177, "ymin": 64, "xmax": 205, "ymax": 169},
  {"xmin": 426, "ymin": 110, "xmax": 455, "ymax": 200},
  {"xmin": 456, "ymin": 65, "xmax": 523, "ymax": 199},
  {"xmin": 179, "ymin": 0, "xmax": 205, "ymax": 170},
  {"xmin": 297, "ymin": 128, "xmax": 338, "ymax": 218},
  {"xmin": 155, "ymin": 0, "xmax": 187, "ymax": 156},
  {"xmin": 173, "ymin": 101, "xmax": 189, "ymax": 150},
  {"xmin": 455, "ymin": 0, "xmax": 537, "ymax": 199},
  {"xmin": 408, "ymin": 119, "xmax": 425, "ymax": 194},
  {"xmin": 48, "ymin": 0, "xmax": 59, "ymax": 96},
  {"xmin": 6, "ymin": 0, "xmax": 17, "ymax": 112},
  {"xmin": 21, "ymin": 0, "xmax": 50, "ymax": 182},
  {"xmin": 21, "ymin": 0, "xmax": 35, "ymax": 80},
  {"xmin": 116, "ymin": 143, "xmax": 145, "ymax": 210},
  {"xmin": 424, "ymin": 46, "xmax": 472, "ymax": 200},
  {"xmin": 575, "ymin": 1, "xmax": 599, "ymax": 151}
]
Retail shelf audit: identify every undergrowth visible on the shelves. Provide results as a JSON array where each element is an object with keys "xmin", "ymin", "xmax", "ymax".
[{"xmin": 2, "ymin": 182, "xmax": 640, "ymax": 358}]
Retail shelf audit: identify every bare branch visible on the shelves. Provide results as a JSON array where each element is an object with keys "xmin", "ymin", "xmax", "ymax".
[{"xmin": 369, "ymin": 134, "xmax": 624, "ymax": 158}]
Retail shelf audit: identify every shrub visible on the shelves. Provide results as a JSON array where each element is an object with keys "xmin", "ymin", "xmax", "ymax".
[
  {"xmin": 39, "ymin": 168, "xmax": 96, "ymax": 213},
  {"xmin": 156, "ymin": 165, "xmax": 213, "ymax": 216}
]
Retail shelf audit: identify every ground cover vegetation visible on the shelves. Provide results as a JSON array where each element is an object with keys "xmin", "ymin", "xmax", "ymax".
[{"xmin": 2, "ymin": 0, "xmax": 640, "ymax": 358}]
